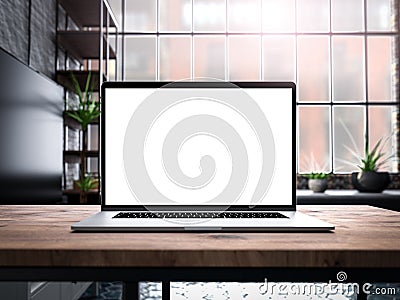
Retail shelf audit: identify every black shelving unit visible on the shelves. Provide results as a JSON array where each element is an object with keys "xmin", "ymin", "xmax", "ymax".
[{"xmin": 56, "ymin": 0, "xmax": 119, "ymax": 203}]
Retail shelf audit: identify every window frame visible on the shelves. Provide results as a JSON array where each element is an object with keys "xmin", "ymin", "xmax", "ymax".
[{"xmin": 110, "ymin": 0, "xmax": 400, "ymax": 177}]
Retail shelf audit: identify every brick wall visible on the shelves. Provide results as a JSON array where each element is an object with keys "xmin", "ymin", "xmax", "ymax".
[{"xmin": 0, "ymin": 0, "xmax": 57, "ymax": 79}]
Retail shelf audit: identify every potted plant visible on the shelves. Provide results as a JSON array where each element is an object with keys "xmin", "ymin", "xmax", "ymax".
[
  {"xmin": 67, "ymin": 72, "xmax": 100, "ymax": 203},
  {"xmin": 305, "ymin": 172, "xmax": 330, "ymax": 193},
  {"xmin": 74, "ymin": 174, "xmax": 99, "ymax": 192},
  {"xmin": 351, "ymin": 137, "xmax": 391, "ymax": 193}
]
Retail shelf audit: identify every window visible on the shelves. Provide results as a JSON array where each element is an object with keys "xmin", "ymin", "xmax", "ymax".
[{"xmin": 109, "ymin": 0, "xmax": 399, "ymax": 174}]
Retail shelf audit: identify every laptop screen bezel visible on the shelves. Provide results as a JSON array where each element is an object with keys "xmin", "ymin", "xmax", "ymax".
[{"xmin": 100, "ymin": 81, "xmax": 296, "ymax": 211}]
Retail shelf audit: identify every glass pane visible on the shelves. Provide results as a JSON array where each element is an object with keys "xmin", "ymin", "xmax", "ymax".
[
  {"xmin": 367, "ymin": 0, "xmax": 394, "ymax": 31},
  {"xmin": 65, "ymin": 163, "xmax": 79, "ymax": 189},
  {"xmin": 368, "ymin": 36, "xmax": 394, "ymax": 101},
  {"xmin": 333, "ymin": 106, "xmax": 365, "ymax": 173},
  {"xmin": 87, "ymin": 124, "xmax": 99, "ymax": 151},
  {"xmin": 194, "ymin": 36, "xmax": 225, "ymax": 79},
  {"xmin": 369, "ymin": 106, "xmax": 396, "ymax": 172},
  {"xmin": 297, "ymin": 0, "xmax": 329, "ymax": 32},
  {"xmin": 159, "ymin": 36, "xmax": 191, "ymax": 80},
  {"xmin": 298, "ymin": 107, "xmax": 331, "ymax": 173},
  {"xmin": 228, "ymin": 0, "xmax": 261, "ymax": 32},
  {"xmin": 332, "ymin": 36, "xmax": 365, "ymax": 101},
  {"xmin": 160, "ymin": 0, "xmax": 192, "ymax": 32},
  {"xmin": 108, "ymin": 0, "xmax": 122, "ymax": 29},
  {"xmin": 262, "ymin": 0, "xmax": 295, "ymax": 32},
  {"xmin": 263, "ymin": 36, "xmax": 295, "ymax": 81},
  {"xmin": 332, "ymin": 0, "xmax": 364, "ymax": 32},
  {"xmin": 297, "ymin": 36, "xmax": 329, "ymax": 101},
  {"xmin": 87, "ymin": 157, "xmax": 99, "ymax": 174},
  {"xmin": 228, "ymin": 36, "xmax": 261, "ymax": 80},
  {"xmin": 124, "ymin": 36, "xmax": 156, "ymax": 80},
  {"xmin": 66, "ymin": 126, "xmax": 79, "ymax": 151},
  {"xmin": 125, "ymin": 0, "xmax": 156, "ymax": 32},
  {"xmin": 194, "ymin": 0, "xmax": 226, "ymax": 32}
]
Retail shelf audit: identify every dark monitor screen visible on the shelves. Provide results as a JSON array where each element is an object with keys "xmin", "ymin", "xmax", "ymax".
[{"xmin": 0, "ymin": 48, "xmax": 63, "ymax": 203}]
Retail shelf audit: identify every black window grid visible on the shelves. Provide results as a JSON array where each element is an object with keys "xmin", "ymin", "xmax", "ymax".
[{"xmin": 109, "ymin": 0, "xmax": 400, "ymax": 174}]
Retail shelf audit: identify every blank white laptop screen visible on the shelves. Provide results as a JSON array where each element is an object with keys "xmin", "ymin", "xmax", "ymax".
[{"xmin": 104, "ymin": 85, "xmax": 293, "ymax": 207}]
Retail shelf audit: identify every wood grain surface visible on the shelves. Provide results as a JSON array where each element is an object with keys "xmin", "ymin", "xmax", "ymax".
[{"xmin": 0, "ymin": 205, "xmax": 399, "ymax": 268}]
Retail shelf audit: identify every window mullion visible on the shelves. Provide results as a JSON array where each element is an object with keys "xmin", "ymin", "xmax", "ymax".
[{"xmin": 329, "ymin": 0, "xmax": 334, "ymax": 173}]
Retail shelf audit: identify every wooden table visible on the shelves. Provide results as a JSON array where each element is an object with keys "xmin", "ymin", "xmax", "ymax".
[{"xmin": 0, "ymin": 205, "xmax": 399, "ymax": 299}]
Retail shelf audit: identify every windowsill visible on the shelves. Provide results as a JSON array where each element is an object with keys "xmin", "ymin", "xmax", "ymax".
[
  {"xmin": 297, "ymin": 189, "xmax": 400, "ymax": 197},
  {"xmin": 297, "ymin": 189, "xmax": 400, "ymax": 212}
]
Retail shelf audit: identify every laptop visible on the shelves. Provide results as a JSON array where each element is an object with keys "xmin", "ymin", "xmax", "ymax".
[{"xmin": 72, "ymin": 81, "xmax": 334, "ymax": 232}]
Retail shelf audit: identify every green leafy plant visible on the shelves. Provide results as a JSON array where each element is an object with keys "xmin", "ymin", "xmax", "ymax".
[
  {"xmin": 305, "ymin": 172, "xmax": 331, "ymax": 180},
  {"xmin": 339, "ymin": 119, "xmax": 393, "ymax": 172},
  {"xmin": 76, "ymin": 175, "xmax": 98, "ymax": 192},
  {"xmin": 66, "ymin": 72, "xmax": 100, "ymax": 130},
  {"xmin": 299, "ymin": 153, "xmax": 330, "ymax": 178},
  {"xmin": 356, "ymin": 137, "xmax": 391, "ymax": 172}
]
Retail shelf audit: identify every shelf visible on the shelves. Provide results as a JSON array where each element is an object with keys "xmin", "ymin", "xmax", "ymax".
[
  {"xmin": 62, "ymin": 190, "xmax": 100, "ymax": 204},
  {"xmin": 57, "ymin": 70, "xmax": 105, "ymax": 92},
  {"xmin": 64, "ymin": 150, "xmax": 99, "ymax": 157},
  {"xmin": 58, "ymin": 0, "xmax": 116, "ymax": 203},
  {"xmin": 297, "ymin": 189, "xmax": 400, "ymax": 212},
  {"xmin": 59, "ymin": 0, "xmax": 118, "ymax": 28},
  {"xmin": 64, "ymin": 150, "xmax": 99, "ymax": 163},
  {"xmin": 58, "ymin": 31, "xmax": 116, "ymax": 60},
  {"xmin": 63, "ymin": 190, "xmax": 99, "ymax": 195}
]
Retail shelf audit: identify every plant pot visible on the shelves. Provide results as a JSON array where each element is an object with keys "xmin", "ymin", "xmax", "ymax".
[
  {"xmin": 352, "ymin": 171, "xmax": 390, "ymax": 193},
  {"xmin": 308, "ymin": 179, "xmax": 328, "ymax": 193}
]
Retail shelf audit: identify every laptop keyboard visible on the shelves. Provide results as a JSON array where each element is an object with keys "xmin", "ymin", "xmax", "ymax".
[{"xmin": 113, "ymin": 212, "xmax": 288, "ymax": 219}]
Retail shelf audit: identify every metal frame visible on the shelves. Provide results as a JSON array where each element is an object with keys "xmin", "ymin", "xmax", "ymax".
[
  {"xmin": 114, "ymin": 0, "xmax": 400, "ymax": 175},
  {"xmin": 100, "ymin": 81, "xmax": 297, "ymax": 211}
]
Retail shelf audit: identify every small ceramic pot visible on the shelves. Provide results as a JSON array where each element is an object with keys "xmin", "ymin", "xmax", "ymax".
[{"xmin": 308, "ymin": 178, "xmax": 328, "ymax": 193}]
